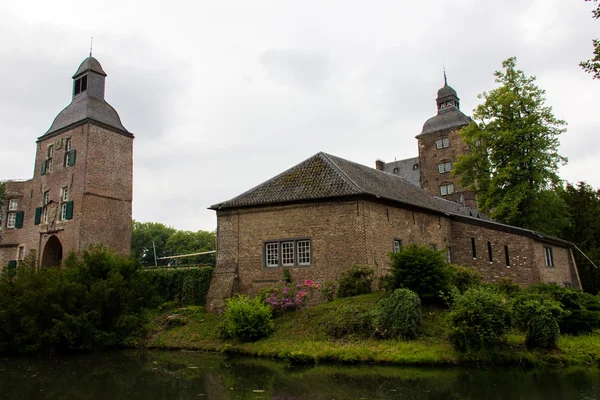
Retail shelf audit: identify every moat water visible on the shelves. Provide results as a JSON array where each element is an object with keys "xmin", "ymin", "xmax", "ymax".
[{"xmin": 1, "ymin": 350, "xmax": 599, "ymax": 399}]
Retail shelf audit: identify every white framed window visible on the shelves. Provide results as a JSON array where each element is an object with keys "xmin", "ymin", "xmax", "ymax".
[
  {"xmin": 297, "ymin": 240, "xmax": 311, "ymax": 265},
  {"xmin": 439, "ymin": 183, "xmax": 455, "ymax": 196},
  {"xmin": 447, "ymin": 247, "xmax": 454, "ymax": 263},
  {"xmin": 393, "ymin": 239, "xmax": 402, "ymax": 253},
  {"xmin": 61, "ymin": 203, "xmax": 69, "ymax": 221},
  {"xmin": 62, "ymin": 187, "xmax": 68, "ymax": 202},
  {"xmin": 437, "ymin": 161, "xmax": 452, "ymax": 174},
  {"xmin": 44, "ymin": 191, "xmax": 50, "ymax": 205},
  {"xmin": 544, "ymin": 246, "xmax": 554, "ymax": 267},
  {"xmin": 8, "ymin": 199, "xmax": 18, "ymax": 211},
  {"xmin": 6, "ymin": 212, "xmax": 16, "ymax": 228},
  {"xmin": 17, "ymin": 246, "xmax": 24, "ymax": 261},
  {"xmin": 265, "ymin": 242, "xmax": 279, "ymax": 267},
  {"xmin": 281, "ymin": 241, "xmax": 295, "ymax": 266},
  {"xmin": 43, "ymin": 207, "xmax": 48, "ymax": 223},
  {"xmin": 435, "ymin": 137, "xmax": 450, "ymax": 149},
  {"xmin": 66, "ymin": 138, "xmax": 72, "ymax": 152},
  {"xmin": 48, "ymin": 145, "xmax": 54, "ymax": 158}
]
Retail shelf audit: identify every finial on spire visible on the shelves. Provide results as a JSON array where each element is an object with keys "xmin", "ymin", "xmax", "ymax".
[
  {"xmin": 90, "ymin": 37, "xmax": 93, "ymax": 57},
  {"xmin": 443, "ymin": 67, "xmax": 447, "ymax": 86}
]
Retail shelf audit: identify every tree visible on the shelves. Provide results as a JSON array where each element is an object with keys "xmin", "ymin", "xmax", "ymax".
[
  {"xmin": 580, "ymin": 0, "xmax": 600, "ymax": 79},
  {"xmin": 0, "ymin": 181, "xmax": 4, "ymax": 236},
  {"xmin": 453, "ymin": 57, "xmax": 569, "ymax": 236},
  {"xmin": 559, "ymin": 182, "xmax": 600, "ymax": 294}
]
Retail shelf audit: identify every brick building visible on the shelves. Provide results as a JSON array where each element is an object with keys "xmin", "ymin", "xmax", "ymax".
[
  {"xmin": 0, "ymin": 56, "xmax": 133, "ymax": 269},
  {"xmin": 206, "ymin": 152, "xmax": 581, "ymax": 312},
  {"xmin": 375, "ymin": 75, "xmax": 476, "ymax": 208}
]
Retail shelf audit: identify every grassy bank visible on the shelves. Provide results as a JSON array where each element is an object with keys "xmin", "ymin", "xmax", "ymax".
[{"xmin": 143, "ymin": 293, "xmax": 600, "ymax": 367}]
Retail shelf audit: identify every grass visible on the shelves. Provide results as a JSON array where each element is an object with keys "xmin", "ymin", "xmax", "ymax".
[{"xmin": 143, "ymin": 293, "xmax": 600, "ymax": 367}]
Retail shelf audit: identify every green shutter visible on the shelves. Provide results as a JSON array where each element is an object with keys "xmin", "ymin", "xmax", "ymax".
[
  {"xmin": 66, "ymin": 201, "xmax": 74, "ymax": 220},
  {"xmin": 67, "ymin": 150, "xmax": 76, "ymax": 167},
  {"xmin": 41, "ymin": 160, "xmax": 47, "ymax": 175},
  {"xmin": 7, "ymin": 260, "xmax": 17, "ymax": 269},
  {"xmin": 15, "ymin": 211, "xmax": 24, "ymax": 228},
  {"xmin": 34, "ymin": 207, "xmax": 42, "ymax": 225}
]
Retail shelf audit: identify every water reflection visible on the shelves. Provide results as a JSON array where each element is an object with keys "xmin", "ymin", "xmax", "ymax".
[{"xmin": 0, "ymin": 351, "xmax": 599, "ymax": 399}]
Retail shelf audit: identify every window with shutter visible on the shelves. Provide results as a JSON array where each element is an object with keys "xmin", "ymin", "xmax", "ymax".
[
  {"xmin": 15, "ymin": 211, "xmax": 24, "ymax": 228},
  {"xmin": 34, "ymin": 207, "xmax": 42, "ymax": 225},
  {"xmin": 41, "ymin": 160, "xmax": 47, "ymax": 175},
  {"xmin": 65, "ymin": 150, "xmax": 77, "ymax": 167},
  {"xmin": 66, "ymin": 201, "xmax": 74, "ymax": 220}
]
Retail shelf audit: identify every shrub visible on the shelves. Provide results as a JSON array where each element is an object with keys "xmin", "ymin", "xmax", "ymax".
[
  {"xmin": 372, "ymin": 288, "xmax": 422, "ymax": 339},
  {"xmin": 0, "ymin": 247, "xmax": 154, "ymax": 354},
  {"xmin": 320, "ymin": 281, "xmax": 337, "ymax": 302},
  {"xmin": 283, "ymin": 269, "xmax": 292, "ymax": 284},
  {"xmin": 449, "ymin": 265, "xmax": 482, "ymax": 294},
  {"xmin": 518, "ymin": 299, "xmax": 565, "ymax": 349},
  {"xmin": 144, "ymin": 267, "xmax": 213, "ymax": 306},
  {"xmin": 489, "ymin": 278, "xmax": 522, "ymax": 296},
  {"xmin": 263, "ymin": 279, "xmax": 321, "ymax": 315},
  {"xmin": 526, "ymin": 284, "xmax": 600, "ymax": 334},
  {"xmin": 321, "ymin": 304, "xmax": 373, "ymax": 338},
  {"xmin": 448, "ymin": 287, "xmax": 512, "ymax": 352},
  {"xmin": 388, "ymin": 244, "xmax": 452, "ymax": 304},
  {"xmin": 220, "ymin": 295, "xmax": 274, "ymax": 342},
  {"xmin": 337, "ymin": 265, "xmax": 374, "ymax": 298}
]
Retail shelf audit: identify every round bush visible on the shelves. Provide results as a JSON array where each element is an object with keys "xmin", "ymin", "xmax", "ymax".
[
  {"xmin": 520, "ymin": 299, "xmax": 564, "ymax": 349},
  {"xmin": 372, "ymin": 288, "xmax": 422, "ymax": 339},
  {"xmin": 321, "ymin": 304, "xmax": 373, "ymax": 338},
  {"xmin": 337, "ymin": 265, "xmax": 374, "ymax": 298},
  {"xmin": 389, "ymin": 244, "xmax": 452, "ymax": 305},
  {"xmin": 449, "ymin": 265, "xmax": 482, "ymax": 294},
  {"xmin": 221, "ymin": 295, "xmax": 274, "ymax": 342},
  {"xmin": 448, "ymin": 287, "xmax": 512, "ymax": 352}
]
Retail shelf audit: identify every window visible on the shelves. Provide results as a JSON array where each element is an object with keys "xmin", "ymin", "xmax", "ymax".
[
  {"xmin": 437, "ymin": 161, "xmax": 452, "ymax": 174},
  {"xmin": 487, "ymin": 241, "xmax": 493, "ymax": 263},
  {"xmin": 61, "ymin": 203, "xmax": 68, "ymax": 220},
  {"xmin": 393, "ymin": 167, "xmax": 399, "ymax": 174},
  {"xmin": 44, "ymin": 191, "xmax": 50, "ymax": 205},
  {"xmin": 471, "ymin": 238, "xmax": 477, "ymax": 259},
  {"xmin": 43, "ymin": 207, "xmax": 48, "ymax": 223},
  {"xmin": 439, "ymin": 183, "xmax": 454, "ymax": 196},
  {"xmin": 64, "ymin": 140, "xmax": 76, "ymax": 167},
  {"xmin": 393, "ymin": 239, "xmax": 402, "ymax": 253},
  {"xmin": 66, "ymin": 138, "xmax": 72, "ymax": 152},
  {"xmin": 6, "ymin": 212, "xmax": 16, "ymax": 228},
  {"xmin": 564, "ymin": 282, "xmax": 572, "ymax": 288},
  {"xmin": 17, "ymin": 246, "xmax": 24, "ymax": 261},
  {"xmin": 264, "ymin": 238, "xmax": 312, "ymax": 267},
  {"xmin": 8, "ymin": 199, "xmax": 18, "ymax": 211},
  {"xmin": 435, "ymin": 137, "xmax": 450, "ymax": 149},
  {"xmin": 73, "ymin": 75, "xmax": 88, "ymax": 95},
  {"xmin": 62, "ymin": 187, "xmax": 68, "ymax": 202},
  {"xmin": 505, "ymin": 245, "xmax": 510, "ymax": 267},
  {"xmin": 544, "ymin": 246, "xmax": 554, "ymax": 267},
  {"xmin": 447, "ymin": 247, "xmax": 454, "ymax": 263},
  {"xmin": 48, "ymin": 145, "xmax": 54, "ymax": 158}
]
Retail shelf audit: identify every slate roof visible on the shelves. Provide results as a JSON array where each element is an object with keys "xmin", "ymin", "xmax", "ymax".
[
  {"xmin": 73, "ymin": 56, "xmax": 107, "ymax": 78},
  {"xmin": 419, "ymin": 107, "xmax": 471, "ymax": 136},
  {"xmin": 437, "ymin": 84, "xmax": 457, "ymax": 99},
  {"xmin": 210, "ymin": 152, "xmax": 574, "ymax": 248},
  {"xmin": 211, "ymin": 152, "xmax": 477, "ymax": 218},
  {"xmin": 379, "ymin": 156, "xmax": 421, "ymax": 188}
]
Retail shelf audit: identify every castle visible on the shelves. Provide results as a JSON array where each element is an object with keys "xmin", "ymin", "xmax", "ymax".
[{"xmin": 0, "ymin": 56, "xmax": 133, "ymax": 269}]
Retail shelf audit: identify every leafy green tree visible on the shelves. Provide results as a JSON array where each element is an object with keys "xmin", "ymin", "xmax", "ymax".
[
  {"xmin": 165, "ymin": 230, "xmax": 216, "ymax": 266},
  {"xmin": 131, "ymin": 221, "xmax": 176, "ymax": 266},
  {"xmin": 453, "ymin": 57, "xmax": 569, "ymax": 236},
  {"xmin": 558, "ymin": 182, "xmax": 600, "ymax": 294},
  {"xmin": 580, "ymin": 0, "xmax": 600, "ymax": 79}
]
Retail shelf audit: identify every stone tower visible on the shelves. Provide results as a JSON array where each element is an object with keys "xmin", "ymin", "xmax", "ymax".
[
  {"xmin": 0, "ymin": 56, "xmax": 134, "ymax": 269},
  {"xmin": 416, "ymin": 75, "xmax": 476, "ymax": 207}
]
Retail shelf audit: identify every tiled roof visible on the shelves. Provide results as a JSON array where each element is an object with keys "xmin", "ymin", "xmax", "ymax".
[
  {"xmin": 72, "ymin": 56, "xmax": 107, "ymax": 78},
  {"xmin": 418, "ymin": 107, "xmax": 471, "ymax": 136},
  {"xmin": 211, "ymin": 152, "xmax": 478, "ymax": 218}
]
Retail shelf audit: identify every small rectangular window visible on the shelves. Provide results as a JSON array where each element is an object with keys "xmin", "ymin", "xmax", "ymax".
[
  {"xmin": 62, "ymin": 187, "xmax": 68, "ymax": 202},
  {"xmin": 564, "ymin": 282, "xmax": 572, "ymax": 288},
  {"xmin": 439, "ymin": 183, "xmax": 454, "ymax": 196},
  {"xmin": 81, "ymin": 75, "xmax": 87, "ymax": 91},
  {"xmin": 8, "ymin": 199, "xmax": 18, "ymax": 211},
  {"xmin": 265, "ymin": 242, "xmax": 279, "ymax": 267},
  {"xmin": 6, "ymin": 212, "xmax": 16, "ymax": 228},
  {"xmin": 17, "ymin": 246, "xmax": 24, "ymax": 261},
  {"xmin": 43, "ymin": 207, "xmax": 48, "ymax": 223},
  {"xmin": 48, "ymin": 145, "xmax": 54, "ymax": 158},
  {"xmin": 297, "ymin": 240, "xmax": 311, "ymax": 266},
  {"xmin": 544, "ymin": 246, "xmax": 554, "ymax": 267},
  {"xmin": 47, "ymin": 158, "xmax": 53, "ymax": 172},
  {"xmin": 447, "ymin": 247, "xmax": 454, "ymax": 263},
  {"xmin": 488, "ymin": 241, "xmax": 493, "ymax": 263},
  {"xmin": 281, "ymin": 241, "xmax": 295, "ymax": 267},
  {"xmin": 471, "ymin": 238, "xmax": 477, "ymax": 259},
  {"xmin": 74, "ymin": 79, "xmax": 81, "ymax": 95},
  {"xmin": 504, "ymin": 245, "xmax": 510, "ymax": 267},
  {"xmin": 393, "ymin": 239, "xmax": 402, "ymax": 253},
  {"xmin": 435, "ymin": 137, "xmax": 450, "ymax": 149},
  {"xmin": 44, "ymin": 191, "xmax": 50, "ymax": 205},
  {"xmin": 437, "ymin": 161, "xmax": 452, "ymax": 174},
  {"xmin": 66, "ymin": 138, "xmax": 72, "ymax": 152}
]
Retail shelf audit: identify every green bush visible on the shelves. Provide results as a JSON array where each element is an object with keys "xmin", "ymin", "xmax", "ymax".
[
  {"xmin": 488, "ymin": 278, "xmax": 522, "ymax": 296},
  {"xmin": 526, "ymin": 284, "xmax": 600, "ymax": 334},
  {"xmin": 144, "ymin": 267, "xmax": 213, "ymax": 306},
  {"xmin": 320, "ymin": 281, "xmax": 337, "ymax": 302},
  {"xmin": 518, "ymin": 299, "xmax": 565, "ymax": 349},
  {"xmin": 449, "ymin": 265, "xmax": 482, "ymax": 293},
  {"xmin": 337, "ymin": 265, "xmax": 374, "ymax": 298},
  {"xmin": 220, "ymin": 295, "xmax": 274, "ymax": 342},
  {"xmin": 448, "ymin": 287, "xmax": 512, "ymax": 352},
  {"xmin": 321, "ymin": 304, "xmax": 373, "ymax": 338},
  {"xmin": 388, "ymin": 244, "xmax": 452, "ymax": 305},
  {"xmin": 0, "ymin": 247, "xmax": 154, "ymax": 354},
  {"xmin": 372, "ymin": 289, "xmax": 422, "ymax": 339}
]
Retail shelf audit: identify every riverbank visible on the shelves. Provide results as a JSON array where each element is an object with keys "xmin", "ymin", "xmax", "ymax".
[{"xmin": 143, "ymin": 293, "xmax": 600, "ymax": 367}]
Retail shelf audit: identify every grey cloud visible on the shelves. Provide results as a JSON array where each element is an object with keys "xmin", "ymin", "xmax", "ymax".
[{"xmin": 259, "ymin": 49, "xmax": 331, "ymax": 89}]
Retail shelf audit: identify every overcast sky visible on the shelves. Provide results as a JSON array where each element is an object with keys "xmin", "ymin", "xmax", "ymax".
[{"xmin": 1, "ymin": 0, "xmax": 598, "ymax": 232}]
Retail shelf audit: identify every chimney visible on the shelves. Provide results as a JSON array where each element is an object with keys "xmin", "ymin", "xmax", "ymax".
[{"xmin": 375, "ymin": 159, "xmax": 385, "ymax": 171}]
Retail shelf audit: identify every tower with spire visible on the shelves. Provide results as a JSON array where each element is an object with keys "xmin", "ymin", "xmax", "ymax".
[
  {"xmin": 375, "ymin": 73, "xmax": 476, "ymax": 208},
  {"xmin": 0, "ymin": 56, "xmax": 134, "ymax": 269}
]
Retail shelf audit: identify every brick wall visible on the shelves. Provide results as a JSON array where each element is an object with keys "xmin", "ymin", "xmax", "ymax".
[{"xmin": 532, "ymin": 241, "xmax": 582, "ymax": 289}]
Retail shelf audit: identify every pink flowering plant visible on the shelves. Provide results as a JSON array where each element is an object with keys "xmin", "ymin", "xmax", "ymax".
[{"xmin": 262, "ymin": 279, "xmax": 321, "ymax": 316}]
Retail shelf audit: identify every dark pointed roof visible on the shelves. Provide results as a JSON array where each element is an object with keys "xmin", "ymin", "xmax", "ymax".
[
  {"xmin": 418, "ymin": 80, "xmax": 470, "ymax": 137},
  {"xmin": 210, "ymin": 152, "xmax": 478, "ymax": 218},
  {"xmin": 39, "ymin": 56, "xmax": 130, "ymax": 139},
  {"xmin": 73, "ymin": 56, "xmax": 107, "ymax": 78}
]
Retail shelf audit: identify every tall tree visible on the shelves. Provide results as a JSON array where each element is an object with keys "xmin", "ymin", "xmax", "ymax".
[
  {"xmin": 453, "ymin": 57, "xmax": 569, "ymax": 236},
  {"xmin": 131, "ymin": 221, "xmax": 176, "ymax": 266},
  {"xmin": 559, "ymin": 182, "xmax": 600, "ymax": 294},
  {"xmin": 580, "ymin": 0, "xmax": 600, "ymax": 79}
]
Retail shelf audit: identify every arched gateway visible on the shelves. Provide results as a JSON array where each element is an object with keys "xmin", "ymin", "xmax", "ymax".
[{"xmin": 41, "ymin": 236, "xmax": 63, "ymax": 268}]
